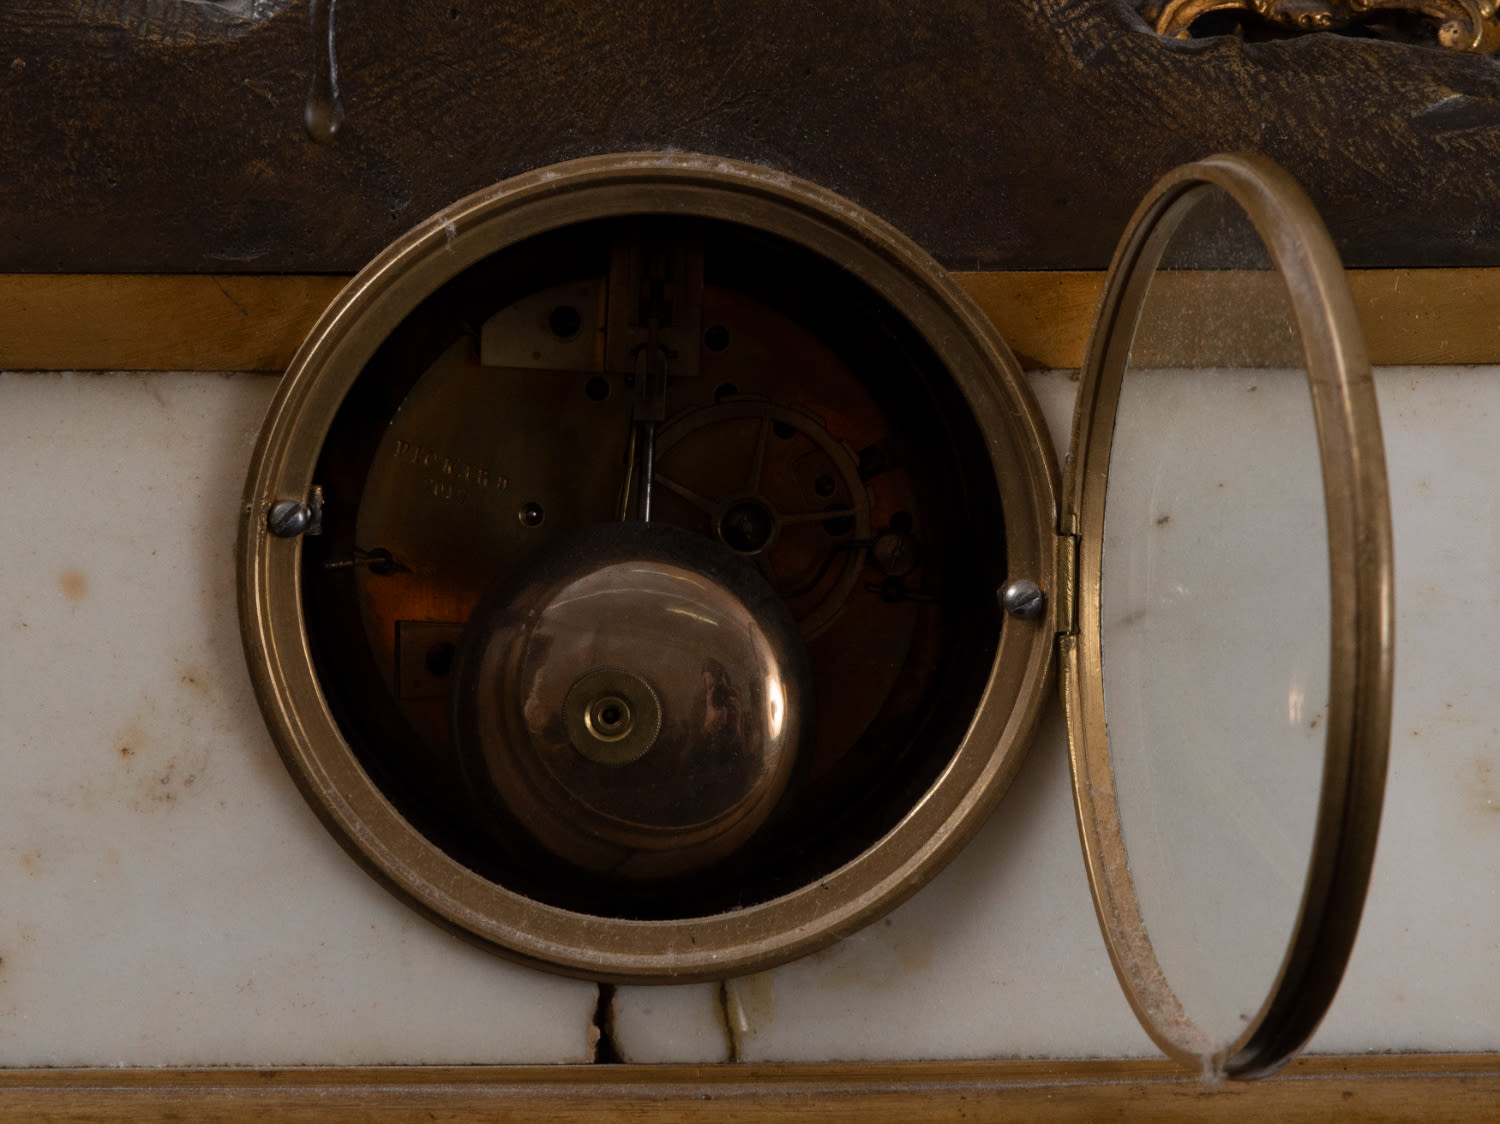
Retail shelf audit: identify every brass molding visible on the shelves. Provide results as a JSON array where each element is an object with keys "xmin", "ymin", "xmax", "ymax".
[
  {"xmin": 1145, "ymin": 0, "xmax": 1500, "ymax": 52},
  {"xmin": 4, "ymin": 270, "xmax": 1500, "ymax": 373},
  {"xmin": 0, "ymin": 1054, "xmax": 1496, "ymax": 1120}
]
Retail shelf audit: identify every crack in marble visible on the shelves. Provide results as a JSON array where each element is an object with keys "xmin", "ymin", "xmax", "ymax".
[
  {"xmin": 592, "ymin": 983, "xmax": 622, "ymax": 1063},
  {"xmin": 717, "ymin": 980, "xmax": 741, "ymax": 1063}
]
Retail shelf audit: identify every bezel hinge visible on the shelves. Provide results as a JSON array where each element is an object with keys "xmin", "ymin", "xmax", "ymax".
[{"xmin": 1056, "ymin": 517, "xmax": 1079, "ymax": 637}]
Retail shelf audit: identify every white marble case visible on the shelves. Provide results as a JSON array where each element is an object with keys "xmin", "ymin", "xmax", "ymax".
[{"xmin": 0, "ymin": 367, "xmax": 1493, "ymax": 1065}]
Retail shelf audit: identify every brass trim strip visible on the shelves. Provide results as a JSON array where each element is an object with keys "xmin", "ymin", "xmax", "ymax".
[
  {"xmin": 1, "ymin": 269, "xmax": 1497, "ymax": 372},
  {"xmin": 0, "ymin": 274, "xmax": 349, "ymax": 372},
  {"xmin": 0, "ymin": 1055, "xmax": 1494, "ymax": 1119}
]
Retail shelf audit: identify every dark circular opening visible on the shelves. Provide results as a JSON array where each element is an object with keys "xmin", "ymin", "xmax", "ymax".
[
  {"xmin": 548, "ymin": 304, "xmax": 582, "ymax": 339},
  {"xmin": 303, "ymin": 212, "xmax": 1006, "ymax": 924},
  {"xmin": 425, "ymin": 642, "xmax": 455, "ymax": 677},
  {"xmin": 704, "ymin": 324, "xmax": 730, "ymax": 351},
  {"xmin": 718, "ymin": 498, "xmax": 777, "ymax": 553},
  {"xmin": 821, "ymin": 506, "xmax": 855, "ymax": 537}
]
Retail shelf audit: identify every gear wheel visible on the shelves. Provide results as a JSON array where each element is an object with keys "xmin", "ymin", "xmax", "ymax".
[{"xmin": 652, "ymin": 396, "xmax": 873, "ymax": 639}]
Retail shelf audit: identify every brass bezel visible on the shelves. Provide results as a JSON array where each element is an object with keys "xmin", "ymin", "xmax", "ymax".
[
  {"xmin": 237, "ymin": 153, "xmax": 1061, "ymax": 982},
  {"xmin": 1061, "ymin": 154, "xmax": 1395, "ymax": 1077}
]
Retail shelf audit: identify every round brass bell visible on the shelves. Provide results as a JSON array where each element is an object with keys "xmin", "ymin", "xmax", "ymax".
[{"xmin": 453, "ymin": 522, "xmax": 809, "ymax": 879}]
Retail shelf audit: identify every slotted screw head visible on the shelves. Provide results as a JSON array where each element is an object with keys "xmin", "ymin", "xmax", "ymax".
[
  {"xmin": 268, "ymin": 500, "xmax": 312, "ymax": 538},
  {"xmin": 1000, "ymin": 579, "xmax": 1046, "ymax": 621}
]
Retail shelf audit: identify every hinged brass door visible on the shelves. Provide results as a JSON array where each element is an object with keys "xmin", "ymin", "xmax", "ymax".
[{"xmin": 1060, "ymin": 153, "xmax": 1394, "ymax": 1078}]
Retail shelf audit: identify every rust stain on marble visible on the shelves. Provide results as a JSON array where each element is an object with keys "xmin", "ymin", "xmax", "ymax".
[
  {"xmin": 116, "ymin": 723, "xmax": 148, "ymax": 766},
  {"xmin": 724, "ymin": 972, "xmax": 775, "ymax": 1042},
  {"xmin": 112, "ymin": 707, "xmax": 209, "ymax": 812},
  {"xmin": 1473, "ymin": 758, "xmax": 1500, "ymax": 817},
  {"xmin": 176, "ymin": 663, "xmax": 213, "ymax": 698},
  {"xmin": 796, "ymin": 925, "xmax": 939, "ymax": 993},
  {"xmin": 899, "ymin": 933, "xmax": 935, "ymax": 975},
  {"xmin": 57, "ymin": 571, "xmax": 88, "ymax": 601}
]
